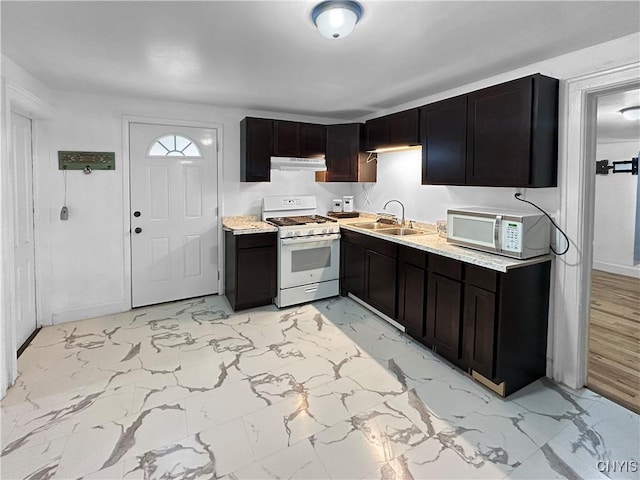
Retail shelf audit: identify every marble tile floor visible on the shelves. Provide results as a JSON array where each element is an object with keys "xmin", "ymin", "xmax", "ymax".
[{"xmin": 1, "ymin": 295, "xmax": 638, "ymax": 480}]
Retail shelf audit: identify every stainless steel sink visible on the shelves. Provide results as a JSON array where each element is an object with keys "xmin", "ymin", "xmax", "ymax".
[
  {"xmin": 379, "ymin": 228, "xmax": 427, "ymax": 236},
  {"xmin": 348, "ymin": 222, "xmax": 435, "ymax": 236},
  {"xmin": 348, "ymin": 222, "xmax": 398, "ymax": 230}
]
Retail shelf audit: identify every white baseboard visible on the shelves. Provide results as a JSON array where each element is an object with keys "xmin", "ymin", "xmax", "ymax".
[
  {"xmin": 592, "ymin": 261, "xmax": 640, "ymax": 279},
  {"xmin": 347, "ymin": 293, "xmax": 406, "ymax": 332},
  {"xmin": 52, "ymin": 299, "xmax": 130, "ymax": 325}
]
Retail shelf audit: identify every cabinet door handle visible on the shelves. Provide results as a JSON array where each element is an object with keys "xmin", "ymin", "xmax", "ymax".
[{"xmin": 134, "ymin": 227, "xmax": 142, "ymax": 234}]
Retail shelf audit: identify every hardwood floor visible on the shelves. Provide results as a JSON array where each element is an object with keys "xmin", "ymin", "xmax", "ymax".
[{"xmin": 588, "ymin": 269, "xmax": 640, "ymax": 413}]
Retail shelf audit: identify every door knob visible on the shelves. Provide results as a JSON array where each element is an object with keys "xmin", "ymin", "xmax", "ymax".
[
  {"xmin": 134, "ymin": 227, "xmax": 142, "ymax": 234},
  {"xmin": 133, "ymin": 211, "xmax": 141, "ymax": 217}
]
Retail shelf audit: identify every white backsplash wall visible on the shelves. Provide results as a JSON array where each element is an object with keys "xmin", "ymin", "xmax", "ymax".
[
  {"xmin": 226, "ymin": 169, "xmax": 352, "ymax": 217},
  {"xmin": 353, "ymin": 149, "xmax": 559, "ymax": 224},
  {"xmin": 593, "ymin": 140, "xmax": 640, "ymax": 278}
]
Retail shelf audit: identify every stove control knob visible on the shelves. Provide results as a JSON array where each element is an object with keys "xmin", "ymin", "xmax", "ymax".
[{"xmin": 322, "ymin": 228, "xmax": 327, "ymax": 233}]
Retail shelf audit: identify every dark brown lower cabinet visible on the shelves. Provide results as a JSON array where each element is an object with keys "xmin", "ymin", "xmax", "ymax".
[
  {"xmin": 224, "ymin": 231, "xmax": 276, "ymax": 311},
  {"xmin": 341, "ymin": 240, "xmax": 365, "ymax": 298},
  {"xmin": 397, "ymin": 261, "xmax": 426, "ymax": 338},
  {"xmin": 340, "ymin": 228, "xmax": 551, "ymax": 397},
  {"xmin": 340, "ymin": 230, "xmax": 397, "ymax": 318},
  {"xmin": 397, "ymin": 246, "xmax": 427, "ymax": 338},
  {"xmin": 461, "ymin": 262, "xmax": 551, "ymax": 396},
  {"xmin": 425, "ymin": 272, "xmax": 463, "ymax": 366},
  {"xmin": 365, "ymin": 250, "xmax": 397, "ymax": 319},
  {"xmin": 462, "ymin": 285, "xmax": 496, "ymax": 379}
]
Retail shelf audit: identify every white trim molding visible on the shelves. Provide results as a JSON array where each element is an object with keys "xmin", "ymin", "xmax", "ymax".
[
  {"xmin": 6, "ymin": 81, "xmax": 54, "ymax": 120},
  {"xmin": 592, "ymin": 261, "xmax": 640, "ymax": 279},
  {"xmin": 0, "ymin": 80, "xmax": 53, "ymax": 398},
  {"xmin": 52, "ymin": 300, "xmax": 128, "ymax": 325},
  {"xmin": 552, "ymin": 62, "xmax": 640, "ymax": 389}
]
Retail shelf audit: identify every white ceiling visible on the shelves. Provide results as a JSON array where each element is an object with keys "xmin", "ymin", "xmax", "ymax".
[
  {"xmin": 597, "ymin": 89, "xmax": 640, "ymax": 144},
  {"xmin": 2, "ymin": 1, "xmax": 640, "ymax": 123}
]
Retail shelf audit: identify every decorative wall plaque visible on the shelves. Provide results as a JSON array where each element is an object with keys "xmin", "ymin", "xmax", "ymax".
[{"xmin": 58, "ymin": 151, "xmax": 115, "ymax": 171}]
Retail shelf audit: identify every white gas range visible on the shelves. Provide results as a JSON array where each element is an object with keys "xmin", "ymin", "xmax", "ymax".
[{"xmin": 262, "ymin": 196, "xmax": 341, "ymax": 308}]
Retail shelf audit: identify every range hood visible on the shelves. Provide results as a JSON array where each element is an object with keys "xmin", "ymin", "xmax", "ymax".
[{"xmin": 270, "ymin": 156, "xmax": 327, "ymax": 172}]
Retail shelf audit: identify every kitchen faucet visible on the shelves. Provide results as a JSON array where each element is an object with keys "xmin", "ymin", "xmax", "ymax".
[{"xmin": 383, "ymin": 199, "xmax": 406, "ymax": 226}]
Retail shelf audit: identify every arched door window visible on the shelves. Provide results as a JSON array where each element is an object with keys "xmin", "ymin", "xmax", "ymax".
[{"xmin": 147, "ymin": 134, "xmax": 202, "ymax": 157}]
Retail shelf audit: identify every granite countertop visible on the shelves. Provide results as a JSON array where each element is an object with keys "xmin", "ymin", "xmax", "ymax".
[
  {"xmin": 222, "ymin": 215, "xmax": 278, "ymax": 235},
  {"xmin": 223, "ymin": 212, "xmax": 552, "ymax": 272},
  {"xmin": 340, "ymin": 217, "xmax": 552, "ymax": 273}
]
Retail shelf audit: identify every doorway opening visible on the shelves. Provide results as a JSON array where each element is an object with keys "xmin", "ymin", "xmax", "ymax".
[
  {"xmin": 9, "ymin": 111, "xmax": 39, "ymax": 354},
  {"xmin": 128, "ymin": 121, "xmax": 220, "ymax": 308},
  {"xmin": 587, "ymin": 87, "xmax": 640, "ymax": 413}
]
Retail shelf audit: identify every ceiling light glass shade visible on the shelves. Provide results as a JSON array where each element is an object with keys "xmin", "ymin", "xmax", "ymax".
[
  {"xmin": 312, "ymin": 1, "xmax": 363, "ymax": 39},
  {"xmin": 620, "ymin": 106, "xmax": 640, "ymax": 121}
]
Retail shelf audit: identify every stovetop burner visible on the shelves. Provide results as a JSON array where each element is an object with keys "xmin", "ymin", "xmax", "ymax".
[
  {"xmin": 266, "ymin": 215, "xmax": 337, "ymax": 227},
  {"xmin": 266, "ymin": 217, "xmax": 300, "ymax": 227}
]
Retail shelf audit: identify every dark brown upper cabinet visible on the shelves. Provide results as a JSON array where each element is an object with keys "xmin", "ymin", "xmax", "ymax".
[
  {"xmin": 241, "ymin": 117, "xmax": 327, "ymax": 182},
  {"xmin": 300, "ymin": 123, "xmax": 327, "ymax": 157},
  {"xmin": 273, "ymin": 120, "xmax": 300, "ymax": 157},
  {"xmin": 420, "ymin": 95, "xmax": 467, "ymax": 185},
  {"xmin": 365, "ymin": 109, "xmax": 420, "ymax": 151},
  {"xmin": 240, "ymin": 117, "xmax": 273, "ymax": 182},
  {"xmin": 273, "ymin": 120, "xmax": 326, "ymax": 158},
  {"xmin": 466, "ymin": 74, "xmax": 558, "ymax": 187},
  {"xmin": 317, "ymin": 123, "xmax": 375, "ymax": 182}
]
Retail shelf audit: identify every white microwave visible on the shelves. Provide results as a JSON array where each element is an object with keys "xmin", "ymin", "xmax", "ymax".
[{"xmin": 447, "ymin": 207, "xmax": 551, "ymax": 259}]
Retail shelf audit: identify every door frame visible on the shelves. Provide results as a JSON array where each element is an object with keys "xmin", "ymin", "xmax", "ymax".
[
  {"xmin": 553, "ymin": 62, "xmax": 640, "ymax": 390},
  {"xmin": 1, "ymin": 80, "xmax": 53, "ymax": 396},
  {"xmin": 122, "ymin": 115, "xmax": 225, "ymax": 309}
]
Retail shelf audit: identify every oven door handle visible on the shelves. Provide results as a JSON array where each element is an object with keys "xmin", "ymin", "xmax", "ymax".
[{"xmin": 281, "ymin": 233, "xmax": 341, "ymax": 245}]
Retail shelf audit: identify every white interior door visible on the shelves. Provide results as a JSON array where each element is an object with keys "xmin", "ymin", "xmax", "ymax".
[
  {"xmin": 130, "ymin": 123, "xmax": 219, "ymax": 307},
  {"xmin": 11, "ymin": 112, "xmax": 37, "ymax": 347}
]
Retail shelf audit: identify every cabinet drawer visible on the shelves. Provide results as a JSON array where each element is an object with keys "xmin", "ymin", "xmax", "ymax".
[
  {"xmin": 341, "ymin": 230, "xmax": 397, "ymax": 257},
  {"xmin": 429, "ymin": 254, "xmax": 462, "ymax": 280},
  {"xmin": 364, "ymin": 235, "xmax": 397, "ymax": 257},
  {"xmin": 236, "ymin": 233, "xmax": 276, "ymax": 249},
  {"xmin": 341, "ymin": 229, "xmax": 365, "ymax": 245},
  {"xmin": 400, "ymin": 246, "xmax": 427, "ymax": 269},
  {"xmin": 465, "ymin": 265, "xmax": 497, "ymax": 292}
]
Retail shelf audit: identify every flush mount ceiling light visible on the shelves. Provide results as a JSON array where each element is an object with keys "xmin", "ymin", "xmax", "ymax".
[
  {"xmin": 311, "ymin": 1, "xmax": 363, "ymax": 40},
  {"xmin": 620, "ymin": 106, "xmax": 640, "ymax": 121}
]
